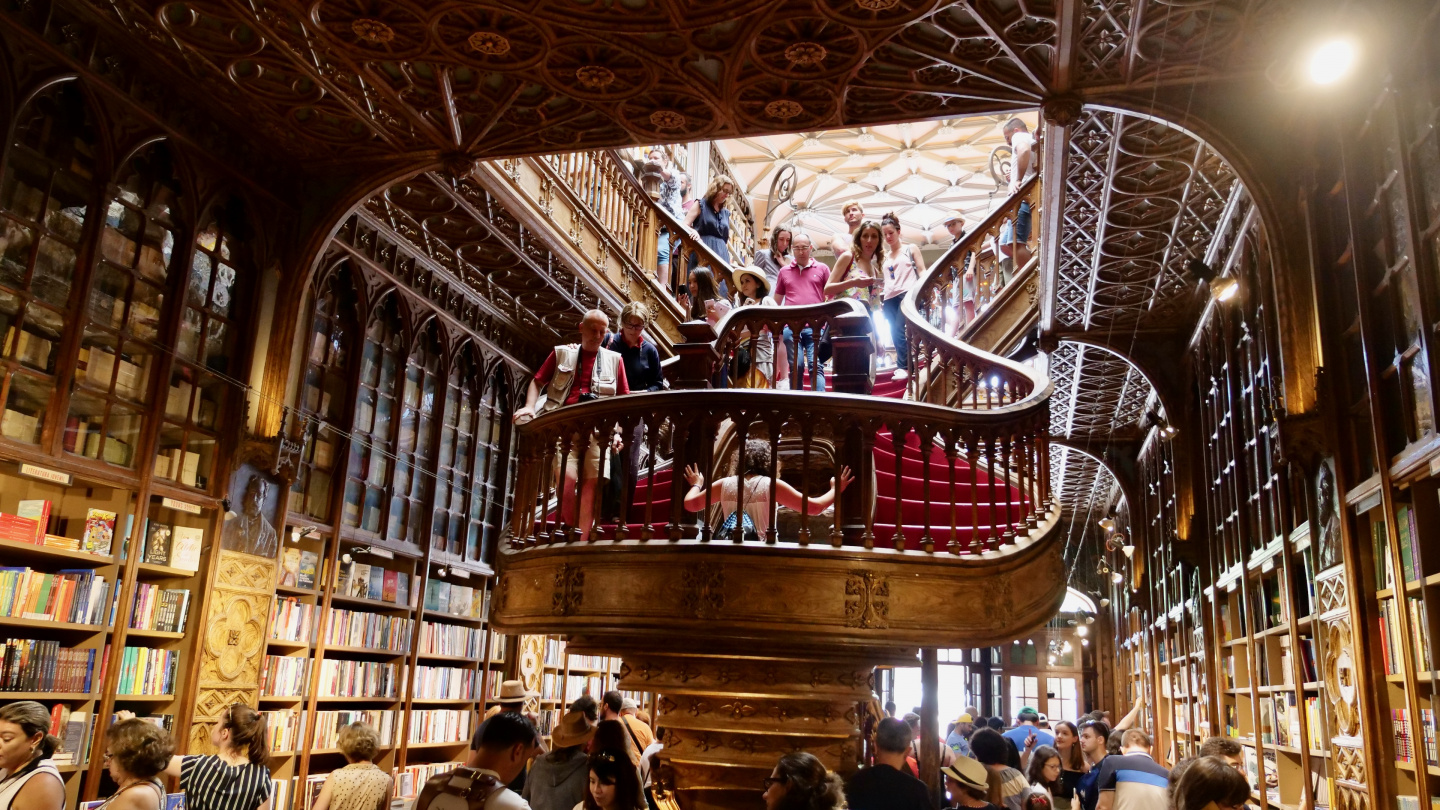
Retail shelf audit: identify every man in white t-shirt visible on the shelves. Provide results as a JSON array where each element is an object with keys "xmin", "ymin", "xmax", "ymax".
[
  {"xmin": 418, "ymin": 712, "xmax": 538, "ymax": 810},
  {"xmin": 1001, "ymin": 118, "xmax": 1036, "ymax": 272}
]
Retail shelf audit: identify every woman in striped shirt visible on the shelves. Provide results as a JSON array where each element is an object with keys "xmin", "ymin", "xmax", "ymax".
[{"xmin": 160, "ymin": 703, "xmax": 272, "ymax": 810}]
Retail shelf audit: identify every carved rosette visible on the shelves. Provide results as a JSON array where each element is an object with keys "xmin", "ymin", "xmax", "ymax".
[{"xmin": 1315, "ymin": 567, "xmax": 1366, "ymax": 804}]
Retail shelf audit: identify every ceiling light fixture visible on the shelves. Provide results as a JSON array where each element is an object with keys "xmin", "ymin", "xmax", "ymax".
[
  {"xmin": 1187, "ymin": 258, "xmax": 1240, "ymax": 303},
  {"xmin": 1077, "ymin": 626, "xmax": 1088, "ymax": 637},
  {"xmin": 1307, "ymin": 37, "xmax": 1358, "ymax": 86},
  {"xmin": 1111, "ymin": 571, "xmax": 1125, "ymax": 584},
  {"xmin": 1098, "ymin": 516, "xmax": 1116, "ymax": 533},
  {"xmin": 1099, "ymin": 598, "xmax": 1111, "ymax": 607},
  {"xmin": 1122, "ymin": 541, "xmax": 1136, "ymax": 559}
]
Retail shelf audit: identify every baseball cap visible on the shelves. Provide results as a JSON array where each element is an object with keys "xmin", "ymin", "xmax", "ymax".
[
  {"xmin": 942, "ymin": 210, "xmax": 965, "ymax": 225},
  {"xmin": 941, "ymin": 757, "xmax": 989, "ymax": 791},
  {"xmin": 954, "ymin": 713, "xmax": 974, "ymax": 724},
  {"xmin": 621, "ymin": 697, "xmax": 639, "ymax": 711}
]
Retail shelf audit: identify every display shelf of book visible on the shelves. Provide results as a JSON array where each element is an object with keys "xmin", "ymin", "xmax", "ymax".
[{"xmin": 0, "ymin": 462, "xmax": 138, "ymax": 809}]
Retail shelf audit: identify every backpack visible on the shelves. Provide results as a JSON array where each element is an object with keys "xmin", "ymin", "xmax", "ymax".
[{"xmin": 414, "ymin": 767, "xmax": 507, "ymax": 810}]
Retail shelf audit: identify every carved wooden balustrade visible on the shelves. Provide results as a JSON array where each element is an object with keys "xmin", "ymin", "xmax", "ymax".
[
  {"xmin": 902, "ymin": 175, "xmax": 1044, "ymax": 409},
  {"xmin": 531, "ymin": 149, "xmax": 740, "ymax": 303}
]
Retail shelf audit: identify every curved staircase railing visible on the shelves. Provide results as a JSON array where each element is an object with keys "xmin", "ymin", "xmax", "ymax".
[{"xmin": 901, "ymin": 175, "xmax": 1044, "ymax": 410}]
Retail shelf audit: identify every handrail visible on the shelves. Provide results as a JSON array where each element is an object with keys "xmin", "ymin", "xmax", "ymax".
[
  {"xmin": 952, "ymin": 254, "xmax": 1040, "ymax": 355},
  {"xmin": 601, "ymin": 149, "xmax": 737, "ymax": 296},
  {"xmin": 900, "ymin": 175, "xmax": 1046, "ymax": 411},
  {"xmin": 506, "ymin": 387, "xmax": 1053, "ymax": 554}
]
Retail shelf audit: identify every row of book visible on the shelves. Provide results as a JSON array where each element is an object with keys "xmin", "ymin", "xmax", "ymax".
[
  {"xmin": 543, "ymin": 637, "xmax": 565, "ymax": 667},
  {"xmin": 396, "ymin": 761, "xmax": 460, "ymax": 801},
  {"xmin": 1304, "ymin": 696, "xmax": 1326, "ymax": 751},
  {"xmin": 317, "ymin": 659, "xmax": 404, "ymax": 699},
  {"xmin": 568, "ymin": 653, "xmax": 610, "ymax": 671},
  {"xmin": 412, "ymin": 666, "xmax": 477, "ymax": 700},
  {"xmin": 407, "ymin": 709, "xmax": 472, "ymax": 744},
  {"xmin": 0, "ymin": 567, "xmax": 113, "ymax": 625},
  {"xmin": 261, "ymin": 655, "xmax": 311, "ymax": 698},
  {"xmin": 422, "ymin": 579, "xmax": 487, "ymax": 620},
  {"xmin": 139, "ymin": 520, "xmax": 203, "ymax": 571},
  {"xmin": 1377, "ymin": 596, "xmax": 1432, "ymax": 675},
  {"xmin": 539, "ymin": 671, "xmax": 565, "ymax": 701},
  {"xmin": 270, "ymin": 598, "xmax": 319, "ymax": 644},
  {"xmin": 336, "ymin": 562, "xmax": 412, "ymax": 606},
  {"xmin": 1393, "ymin": 503, "xmax": 1425, "ymax": 584},
  {"xmin": 264, "ymin": 709, "xmax": 306, "ymax": 752},
  {"xmin": 418, "ymin": 621, "xmax": 483, "ymax": 658},
  {"xmin": 0, "ymin": 640, "xmax": 95, "ymax": 693},
  {"xmin": 128, "ymin": 584, "xmax": 190, "ymax": 633},
  {"xmin": 1392, "ymin": 707, "xmax": 1439, "ymax": 766},
  {"xmin": 105, "ymin": 645, "xmax": 178, "ymax": 695},
  {"xmin": 0, "ymin": 502, "xmax": 116, "ymax": 554},
  {"xmin": 313, "ymin": 709, "xmax": 397, "ymax": 749},
  {"xmin": 1257, "ymin": 692, "xmax": 1302, "ymax": 748},
  {"xmin": 564, "ymin": 674, "xmax": 605, "ymax": 705},
  {"xmin": 322, "ymin": 608, "xmax": 413, "ymax": 652}
]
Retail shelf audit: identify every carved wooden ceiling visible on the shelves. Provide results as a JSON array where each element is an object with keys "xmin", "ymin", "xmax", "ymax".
[
  {"xmin": 1048, "ymin": 340, "xmax": 1153, "ymax": 440},
  {"xmin": 33, "ymin": 0, "xmax": 1295, "ymax": 169}
]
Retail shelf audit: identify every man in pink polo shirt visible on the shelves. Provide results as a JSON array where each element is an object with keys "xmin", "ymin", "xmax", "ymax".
[{"xmin": 772, "ymin": 232, "xmax": 830, "ymax": 391}]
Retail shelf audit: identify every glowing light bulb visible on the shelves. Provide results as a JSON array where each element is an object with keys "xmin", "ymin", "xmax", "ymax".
[{"xmin": 1308, "ymin": 38, "xmax": 1358, "ymax": 86}]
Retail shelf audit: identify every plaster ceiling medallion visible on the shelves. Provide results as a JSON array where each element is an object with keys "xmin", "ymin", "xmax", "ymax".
[
  {"xmin": 468, "ymin": 31, "xmax": 511, "ymax": 55},
  {"xmin": 765, "ymin": 99, "xmax": 805, "ymax": 120},
  {"xmin": 575, "ymin": 65, "xmax": 616, "ymax": 89},
  {"xmin": 785, "ymin": 41, "xmax": 828, "ymax": 67},
  {"xmin": 350, "ymin": 18, "xmax": 395, "ymax": 44}
]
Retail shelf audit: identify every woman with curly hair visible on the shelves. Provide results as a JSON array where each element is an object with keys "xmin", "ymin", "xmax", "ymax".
[
  {"xmin": 762, "ymin": 752, "xmax": 845, "ymax": 810},
  {"xmin": 99, "ymin": 718, "xmax": 176, "ymax": 810}
]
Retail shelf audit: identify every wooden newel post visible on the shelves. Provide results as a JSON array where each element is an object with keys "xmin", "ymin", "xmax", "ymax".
[
  {"xmin": 829, "ymin": 311, "xmax": 875, "ymax": 395},
  {"xmin": 672, "ymin": 320, "xmax": 719, "ymax": 389}
]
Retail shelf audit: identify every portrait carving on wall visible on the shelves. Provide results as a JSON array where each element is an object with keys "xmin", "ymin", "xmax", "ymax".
[
  {"xmin": 222, "ymin": 466, "xmax": 280, "ymax": 559},
  {"xmin": 1316, "ymin": 460, "xmax": 1342, "ymax": 571}
]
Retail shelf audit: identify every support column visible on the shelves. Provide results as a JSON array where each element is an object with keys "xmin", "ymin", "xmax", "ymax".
[
  {"xmin": 570, "ymin": 639, "xmax": 915, "ymax": 810},
  {"xmin": 920, "ymin": 648, "xmax": 941, "ymax": 808}
]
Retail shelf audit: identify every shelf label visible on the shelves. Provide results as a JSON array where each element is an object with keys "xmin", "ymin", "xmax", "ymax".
[
  {"xmin": 19, "ymin": 464, "xmax": 72, "ymax": 486},
  {"xmin": 160, "ymin": 497, "xmax": 203, "ymax": 515},
  {"xmin": 450, "ymin": 568, "xmax": 470, "ymax": 579}
]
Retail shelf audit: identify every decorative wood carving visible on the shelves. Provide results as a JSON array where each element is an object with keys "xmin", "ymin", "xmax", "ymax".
[
  {"xmin": 843, "ymin": 571, "xmax": 889, "ymax": 629},
  {"xmin": 552, "ymin": 563, "xmax": 585, "ymax": 616},
  {"xmin": 190, "ymin": 550, "xmax": 275, "ymax": 755},
  {"xmin": 681, "ymin": 562, "xmax": 726, "ymax": 619}
]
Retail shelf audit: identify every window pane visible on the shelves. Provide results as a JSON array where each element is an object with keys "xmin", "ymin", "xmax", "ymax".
[{"xmin": 1, "ymin": 371, "xmax": 50, "ymax": 444}]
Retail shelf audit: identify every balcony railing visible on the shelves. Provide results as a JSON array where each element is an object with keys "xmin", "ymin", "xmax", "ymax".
[{"xmin": 902, "ymin": 175, "xmax": 1044, "ymax": 410}]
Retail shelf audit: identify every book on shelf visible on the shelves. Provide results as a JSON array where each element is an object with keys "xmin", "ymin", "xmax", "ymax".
[
  {"xmin": 448, "ymin": 584, "xmax": 473, "ymax": 617},
  {"xmin": 107, "ymin": 645, "xmax": 179, "ymax": 695},
  {"xmin": 0, "ymin": 567, "xmax": 112, "ymax": 625},
  {"xmin": 366, "ymin": 566, "xmax": 384, "ymax": 601},
  {"xmin": 348, "ymin": 563, "xmax": 371, "ymax": 599},
  {"xmin": 1408, "ymin": 597, "xmax": 1432, "ymax": 671},
  {"xmin": 269, "ymin": 597, "xmax": 319, "ymax": 644},
  {"xmin": 0, "ymin": 512, "xmax": 43, "ymax": 546},
  {"xmin": 270, "ymin": 779, "xmax": 294, "ymax": 810},
  {"xmin": 142, "ymin": 521, "xmax": 172, "ymax": 565},
  {"xmin": 316, "ymin": 659, "xmax": 403, "ymax": 698},
  {"xmin": 419, "ymin": 621, "xmax": 484, "ymax": 658},
  {"xmin": 1373, "ymin": 518, "xmax": 1394, "ymax": 591},
  {"xmin": 1297, "ymin": 637, "xmax": 1318, "ymax": 683},
  {"xmin": 82, "ymin": 509, "xmax": 116, "ymax": 556},
  {"xmin": 1378, "ymin": 598, "xmax": 1405, "ymax": 675},
  {"xmin": 323, "ymin": 608, "xmax": 413, "ymax": 652},
  {"xmin": 425, "ymin": 579, "xmax": 451, "ymax": 613},
  {"xmin": 1305, "ymin": 696, "xmax": 1326, "ymax": 751},
  {"xmin": 80, "ymin": 793, "xmax": 184, "ymax": 810},
  {"xmin": 1278, "ymin": 635, "xmax": 1294, "ymax": 686},
  {"xmin": 382, "ymin": 569, "xmax": 398, "ymax": 603},
  {"xmin": 169, "ymin": 527, "xmax": 202, "ymax": 572},
  {"xmin": 413, "ymin": 665, "xmax": 478, "ymax": 700},
  {"xmin": 408, "ymin": 708, "xmax": 474, "ymax": 744},
  {"xmin": 1395, "ymin": 503, "xmax": 1422, "ymax": 583},
  {"xmin": 128, "ymin": 585, "xmax": 191, "ymax": 633},
  {"xmin": 14, "ymin": 500, "xmax": 50, "ymax": 543},
  {"xmin": 296, "ymin": 551, "xmax": 318, "ymax": 591},
  {"xmin": 1, "ymin": 640, "xmax": 96, "ymax": 692},
  {"xmin": 1259, "ymin": 696, "xmax": 1275, "ymax": 744},
  {"xmin": 1394, "ymin": 708, "xmax": 1414, "ymax": 763},
  {"xmin": 259, "ymin": 655, "xmax": 311, "ymax": 697},
  {"xmin": 1423, "ymin": 708, "xmax": 1438, "ymax": 768},
  {"xmin": 55, "ymin": 710, "xmax": 87, "ymax": 765},
  {"xmin": 395, "ymin": 570, "xmax": 410, "ymax": 608},
  {"xmin": 280, "ymin": 548, "xmax": 301, "ymax": 587}
]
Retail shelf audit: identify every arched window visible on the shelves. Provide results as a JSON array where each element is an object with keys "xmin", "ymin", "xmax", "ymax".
[
  {"xmin": 432, "ymin": 345, "xmax": 481, "ymax": 556},
  {"xmin": 0, "ymin": 81, "xmax": 97, "ymax": 445},
  {"xmin": 153, "ymin": 198, "xmax": 246, "ymax": 489},
  {"xmin": 387, "ymin": 320, "xmax": 442, "ymax": 547},
  {"xmin": 292, "ymin": 267, "xmax": 358, "ymax": 521},
  {"xmin": 343, "ymin": 295, "xmax": 403, "ymax": 535},
  {"xmin": 468, "ymin": 366, "xmax": 512, "ymax": 563},
  {"xmin": 67, "ymin": 141, "xmax": 181, "ymax": 468}
]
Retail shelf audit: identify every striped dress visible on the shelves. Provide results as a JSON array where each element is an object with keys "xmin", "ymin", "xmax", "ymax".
[{"xmin": 180, "ymin": 755, "xmax": 271, "ymax": 810}]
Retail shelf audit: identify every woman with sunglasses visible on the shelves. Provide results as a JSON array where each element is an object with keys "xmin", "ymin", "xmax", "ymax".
[
  {"xmin": 762, "ymin": 752, "xmax": 845, "ymax": 810},
  {"xmin": 96, "ymin": 718, "xmax": 175, "ymax": 810},
  {"xmin": 577, "ymin": 749, "xmax": 645, "ymax": 810}
]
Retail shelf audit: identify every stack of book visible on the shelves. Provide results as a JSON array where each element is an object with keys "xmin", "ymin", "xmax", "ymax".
[
  {"xmin": 322, "ymin": 608, "xmax": 413, "ymax": 652},
  {"xmin": 48, "ymin": 708, "xmax": 93, "ymax": 765}
]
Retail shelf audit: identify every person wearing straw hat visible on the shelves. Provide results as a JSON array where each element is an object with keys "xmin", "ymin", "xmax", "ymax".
[
  {"xmin": 730, "ymin": 265, "xmax": 776, "ymax": 388},
  {"xmin": 524, "ymin": 708, "xmax": 597, "ymax": 810},
  {"xmin": 479, "ymin": 680, "xmax": 545, "ymax": 793},
  {"xmin": 943, "ymin": 757, "xmax": 1003, "ymax": 810}
]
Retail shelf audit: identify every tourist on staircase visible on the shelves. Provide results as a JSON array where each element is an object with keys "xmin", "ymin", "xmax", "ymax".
[
  {"xmin": 683, "ymin": 174, "xmax": 736, "ymax": 283},
  {"xmin": 682, "ymin": 439, "xmax": 853, "ymax": 541},
  {"xmin": 730, "ymin": 266, "xmax": 777, "ymax": 389},
  {"xmin": 761, "ymin": 752, "xmax": 846, "ymax": 810},
  {"xmin": 879, "ymin": 212, "xmax": 925, "ymax": 382},
  {"xmin": 773, "ymin": 232, "xmax": 830, "ymax": 391},
  {"xmin": 680, "ymin": 267, "xmax": 730, "ymax": 328},
  {"xmin": 830, "ymin": 200, "xmax": 866, "ymax": 257},
  {"xmin": 825, "ymin": 219, "xmax": 883, "ymax": 311},
  {"xmin": 997, "ymin": 118, "xmax": 1037, "ymax": 288},
  {"xmin": 602, "ymin": 302, "xmax": 663, "ymax": 522},
  {"xmin": 753, "ymin": 224, "xmax": 791, "ymax": 285},
  {"xmin": 513, "ymin": 310, "xmax": 629, "ymax": 543}
]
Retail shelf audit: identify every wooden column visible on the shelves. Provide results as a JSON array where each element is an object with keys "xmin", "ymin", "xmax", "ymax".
[{"xmin": 920, "ymin": 648, "xmax": 941, "ymax": 808}]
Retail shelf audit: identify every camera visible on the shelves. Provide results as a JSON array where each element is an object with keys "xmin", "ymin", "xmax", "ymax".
[{"xmin": 577, "ymin": 392, "xmax": 600, "ymax": 403}]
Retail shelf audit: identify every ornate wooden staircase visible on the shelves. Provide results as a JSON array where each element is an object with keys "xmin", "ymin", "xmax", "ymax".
[{"xmin": 490, "ymin": 163, "xmax": 1056, "ymax": 810}]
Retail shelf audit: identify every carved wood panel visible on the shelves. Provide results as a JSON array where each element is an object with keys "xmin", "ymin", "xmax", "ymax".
[{"xmin": 190, "ymin": 550, "xmax": 275, "ymax": 755}]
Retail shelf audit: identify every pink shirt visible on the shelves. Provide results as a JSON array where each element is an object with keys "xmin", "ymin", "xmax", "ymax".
[{"xmin": 773, "ymin": 260, "xmax": 831, "ymax": 306}]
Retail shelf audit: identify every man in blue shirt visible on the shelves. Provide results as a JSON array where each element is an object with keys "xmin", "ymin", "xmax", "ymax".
[
  {"xmin": 1001, "ymin": 707, "xmax": 1054, "ymax": 757},
  {"xmin": 1095, "ymin": 729, "xmax": 1169, "ymax": 810},
  {"xmin": 602, "ymin": 302, "xmax": 665, "ymax": 524}
]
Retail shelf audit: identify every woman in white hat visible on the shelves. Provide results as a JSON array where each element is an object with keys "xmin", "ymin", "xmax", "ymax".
[{"xmin": 730, "ymin": 265, "xmax": 776, "ymax": 388}]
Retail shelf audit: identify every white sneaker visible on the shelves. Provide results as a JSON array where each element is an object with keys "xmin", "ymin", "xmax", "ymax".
[
  {"xmin": 776, "ymin": 377, "xmax": 791, "ymax": 391},
  {"xmin": 893, "ymin": 369, "xmax": 909, "ymax": 381}
]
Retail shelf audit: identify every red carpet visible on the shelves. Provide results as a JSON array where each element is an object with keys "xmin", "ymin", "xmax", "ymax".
[{"xmin": 559, "ymin": 369, "xmax": 1028, "ymax": 550}]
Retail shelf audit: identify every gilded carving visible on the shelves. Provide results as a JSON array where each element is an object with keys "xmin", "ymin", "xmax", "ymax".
[
  {"xmin": 681, "ymin": 562, "xmax": 726, "ymax": 619},
  {"xmin": 552, "ymin": 563, "xmax": 585, "ymax": 615},
  {"xmin": 200, "ymin": 589, "xmax": 268, "ymax": 683},
  {"xmin": 1323, "ymin": 619, "xmax": 1361, "ymax": 737},
  {"xmin": 844, "ymin": 571, "xmax": 889, "ymax": 628}
]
